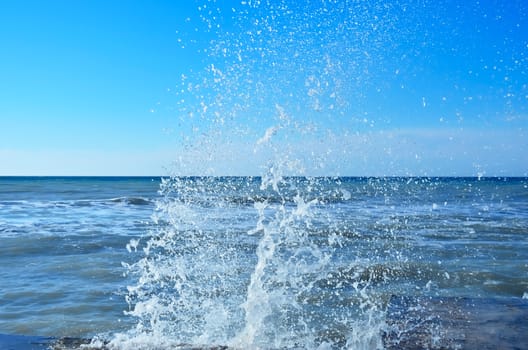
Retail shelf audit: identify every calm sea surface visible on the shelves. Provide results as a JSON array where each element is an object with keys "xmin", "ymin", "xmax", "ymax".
[{"xmin": 0, "ymin": 176, "xmax": 527, "ymax": 346}]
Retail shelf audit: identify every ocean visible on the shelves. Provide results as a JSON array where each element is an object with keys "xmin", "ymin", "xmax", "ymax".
[{"xmin": 0, "ymin": 176, "xmax": 527, "ymax": 349}]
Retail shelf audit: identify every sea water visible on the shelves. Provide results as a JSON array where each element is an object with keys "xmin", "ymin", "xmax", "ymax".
[
  {"xmin": 2, "ymin": 0, "xmax": 526, "ymax": 348},
  {"xmin": 1, "ymin": 176, "xmax": 527, "ymax": 348},
  {"xmin": 0, "ymin": 177, "xmax": 157, "ymax": 337}
]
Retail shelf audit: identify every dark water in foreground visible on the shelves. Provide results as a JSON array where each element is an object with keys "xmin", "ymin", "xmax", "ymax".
[{"xmin": 0, "ymin": 176, "xmax": 527, "ymax": 348}]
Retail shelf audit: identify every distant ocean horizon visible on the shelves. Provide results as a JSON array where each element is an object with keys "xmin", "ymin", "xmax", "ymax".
[{"xmin": 2, "ymin": 175, "xmax": 527, "ymax": 179}]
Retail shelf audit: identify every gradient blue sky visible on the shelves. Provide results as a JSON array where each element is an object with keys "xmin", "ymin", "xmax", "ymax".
[{"xmin": 1, "ymin": 0, "xmax": 526, "ymax": 176}]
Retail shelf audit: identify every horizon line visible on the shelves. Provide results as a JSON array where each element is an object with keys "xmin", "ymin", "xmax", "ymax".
[{"xmin": 1, "ymin": 175, "xmax": 527, "ymax": 179}]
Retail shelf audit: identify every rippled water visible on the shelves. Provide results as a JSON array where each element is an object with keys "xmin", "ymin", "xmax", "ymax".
[
  {"xmin": 0, "ymin": 177, "xmax": 158, "ymax": 337},
  {"xmin": 1, "ymin": 176, "xmax": 526, "ymax": 348}
]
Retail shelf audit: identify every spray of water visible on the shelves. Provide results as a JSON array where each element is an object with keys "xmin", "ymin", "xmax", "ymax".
[
  {"xmin": 106, "ymin": 1, "xmax": 430, "ymax": 348},
  {"xmin": 109, "ymin": 177, "xmax": 396, "ymax": 349}
]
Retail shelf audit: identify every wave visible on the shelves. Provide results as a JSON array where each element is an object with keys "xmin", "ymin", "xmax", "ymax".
[
  {"xmin": 0, "ymin": 197, "xmax": 154, "ymax": 210},
  {"xmin": 108, "ymin": 197, "xmax": 153, "ymax": 206}
]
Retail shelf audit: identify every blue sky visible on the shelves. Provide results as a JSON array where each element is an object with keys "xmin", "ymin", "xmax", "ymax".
[{"xmin": 0, "ymin": 0, "xmax": 526, "ymax": 176}]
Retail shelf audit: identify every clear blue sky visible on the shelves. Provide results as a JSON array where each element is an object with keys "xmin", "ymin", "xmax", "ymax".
[{"xmin": 0, "ymin": 0, "xmax": 526, "ymax": 176}]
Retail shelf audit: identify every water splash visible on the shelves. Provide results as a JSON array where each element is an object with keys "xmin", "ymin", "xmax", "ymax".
[
  {"xmin": 231, "ymin": 174, "xmax": 392, "ymax": 349},
  {"xmin": 109, "ymin": 1, "xmax": 433, "ymax": 348},
  {"xmin": 163, "ymin": 0, "xmax": 432, "ymax": 177},
  {"xmin": 114, "ymin": 177, "xmax": 252, "ymax": 348},
  {"xmin": 110, "ymin": 174, "xmax": 397, "ymax": 349}
]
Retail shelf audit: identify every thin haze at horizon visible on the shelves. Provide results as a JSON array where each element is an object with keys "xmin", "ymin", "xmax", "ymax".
[{"xmin": 0, "ymin": 0, "xmax": 526, "ymax": 176}]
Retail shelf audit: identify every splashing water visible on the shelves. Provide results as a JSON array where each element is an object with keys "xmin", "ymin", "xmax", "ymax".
[
  {"xmin": 105, "ymin": 1, "xmax": 420, "ymax": 348},
  {"xmin": 228, "ymin": 170, "xmax": 393, "ymax": 349},
  {"xmin": 159, "ymin": 0, "xmax": 433, "ymax": 178},
  {"xmin": 110, "ymin": 174, "xmax": 399, "ymax": 349},
  {"xmin": 107, "ymin": 176, "xmax": 528, "ymax": 349},
  {"xmin": 101, "ymin": 1, "xmax": 527, "ymax": 349}
]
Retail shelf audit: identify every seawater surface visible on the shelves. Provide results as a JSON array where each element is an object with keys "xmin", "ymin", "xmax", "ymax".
[
  {"xmin": 0, "ymin": 176, "xmax": 527, "ymax": 348},
  {"xmin": 0, "ymin": 177, "xmax": 159, "ymax": 337}
]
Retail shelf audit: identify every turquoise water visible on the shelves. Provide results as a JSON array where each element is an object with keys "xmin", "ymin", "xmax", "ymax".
[{"xmin": 0, "ymin": 176, "xmax": 527, "ymax": 348}]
